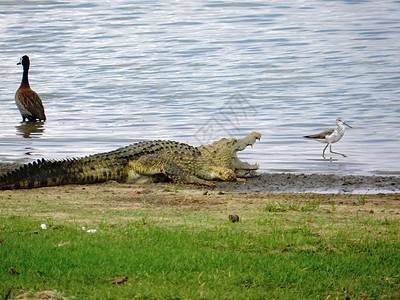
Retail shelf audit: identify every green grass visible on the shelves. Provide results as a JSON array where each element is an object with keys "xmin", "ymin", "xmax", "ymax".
[
  {"xmin": 356, "ymin": 194, "xmax": 368, "ymax": 205},
  {"xmin": 1, "ymin": 213, "xmax": 399, "ymax": 299},
  {"xmin": 264, "ymin": 198, "xmax": 320, "ymax": 212},
  {"xmin": 1, "ymin": 186, "xmax": 399, "ymax": 299}
]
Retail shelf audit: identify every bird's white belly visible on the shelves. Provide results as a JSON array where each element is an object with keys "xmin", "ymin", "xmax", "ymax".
[{"xmin": 325, "ymin": 132, "xmax": 342, "ymax": 143}]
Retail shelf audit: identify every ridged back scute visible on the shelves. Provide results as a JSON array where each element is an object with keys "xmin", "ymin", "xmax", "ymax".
[
  {"xmin": 0, "ymin": 140, "xmax": 205, "ymax": 189},
  {"xmin": 0, "ymin": 156, "xmax": 128, "ymax": 190},
  {"xmin": 87, "ymin": 140, "xmax": 201, "ymax": 161}
]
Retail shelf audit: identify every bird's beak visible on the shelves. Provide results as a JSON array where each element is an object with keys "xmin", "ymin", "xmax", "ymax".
[{"xmin": 344, "ymin": 122, "xmax": 352, "ymax": 128}]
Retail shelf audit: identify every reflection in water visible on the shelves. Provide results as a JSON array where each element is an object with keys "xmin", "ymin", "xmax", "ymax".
[
  {"xmin": 16, "ymin": 121, "xmax": 45, "ymax": 138},
  {"xmin": 24, "ymin": 147, "xmax": 37, "ymax": 156}
]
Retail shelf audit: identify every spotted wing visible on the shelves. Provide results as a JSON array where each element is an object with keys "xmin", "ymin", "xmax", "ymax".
[{"xmin": 16, "ymin": 89, "xmax": 46, "ymax": 120}]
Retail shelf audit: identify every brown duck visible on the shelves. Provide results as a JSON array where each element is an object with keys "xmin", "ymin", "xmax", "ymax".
[{"xmin": 15, "ymin": 55, "xmax": 46, "ymax": 122}]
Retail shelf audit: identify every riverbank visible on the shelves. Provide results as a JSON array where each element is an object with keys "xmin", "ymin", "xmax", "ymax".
[{"xmin": 1, "ymin": 162, "xmax": 399, "ymax": 194}]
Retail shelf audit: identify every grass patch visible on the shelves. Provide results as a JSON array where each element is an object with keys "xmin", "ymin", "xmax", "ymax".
[
  {"xmin": 1, "ymin": 184, "xmax": 400, "ymax": 299},
  {"xmin": 264, "ymin": 198, "xmax": 320, "ymax": 212},
  {"xmin": 356, "ymin": 194, "xmax": 368, "ymax": 205},
  {"xmin": 1, "ymin": 215, "xmax": 399, "ymax": 299}
]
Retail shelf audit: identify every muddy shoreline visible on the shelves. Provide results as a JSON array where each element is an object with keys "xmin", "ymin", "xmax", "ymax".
[
  {"xmin": 1, "ymin": 162, "xmax": 399, "ymax": 194},
  {"xmin": 213, "ymin": 173, "xmax": 400, "ymax": 194}
]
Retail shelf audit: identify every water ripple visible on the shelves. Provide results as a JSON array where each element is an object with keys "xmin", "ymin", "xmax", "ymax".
[{"xmin": 0, "ymin": 0, "xmax": 399, "ymax": 176}]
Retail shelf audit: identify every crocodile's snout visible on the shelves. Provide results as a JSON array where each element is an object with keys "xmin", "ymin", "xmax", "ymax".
[{"xmin": 234, "ymin": 131, "xmax": 262, "ymax": 152}]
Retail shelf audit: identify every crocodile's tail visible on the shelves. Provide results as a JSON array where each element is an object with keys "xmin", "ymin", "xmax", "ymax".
[{"xmin": 0, "ymin": 157, "xmax": 128, "ymax": 190}]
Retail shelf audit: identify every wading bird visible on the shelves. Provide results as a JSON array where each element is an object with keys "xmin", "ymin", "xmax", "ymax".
[{"xmin": 304, "ymin": 117, "xmax": 352, "ymax": 159}]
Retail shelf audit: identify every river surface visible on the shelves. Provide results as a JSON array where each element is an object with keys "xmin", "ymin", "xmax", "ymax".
[{"xmin": 0, "ymin": 0, "xmax": 399, "ymax": 176}]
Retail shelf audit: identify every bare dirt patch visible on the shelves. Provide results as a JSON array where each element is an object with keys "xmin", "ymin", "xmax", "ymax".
[{"xmin": 1, "ymin": 182, "xmax": 399, "ymax": 227}]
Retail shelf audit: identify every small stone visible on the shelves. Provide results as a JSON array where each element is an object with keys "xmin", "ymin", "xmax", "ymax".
[
  {"xmin": 111, "ymin": 276, "xmax": 129, "ymax": 284},
  {"xmin": 8, "ymin": 267, "xmax": 20, "ymax": 275},
  {"xmin": 229, "ymin": 214, "xmax": 240, "ymax": 223}
]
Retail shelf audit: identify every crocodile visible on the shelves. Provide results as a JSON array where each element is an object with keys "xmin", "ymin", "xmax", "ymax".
[{"xmin": 0, "ymin": 132, "xmax": 261, "ymax": 190}]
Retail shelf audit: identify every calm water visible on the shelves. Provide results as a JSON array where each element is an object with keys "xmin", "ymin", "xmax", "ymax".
[{"xmin": 0, "ymin": 0, "xmax": 399, "ymax": 176}]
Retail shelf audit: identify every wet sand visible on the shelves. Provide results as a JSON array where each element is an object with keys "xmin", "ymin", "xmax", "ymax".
[{"xmin": 213, "ymin": 173, "xmax": 400, "ymax": 194}]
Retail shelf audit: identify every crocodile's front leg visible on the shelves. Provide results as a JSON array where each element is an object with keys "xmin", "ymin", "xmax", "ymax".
[
  {"xmin": 208, "ymin": 166, "xmax": 237, "ymax": 181},
  {"xmin": 128, "ymin": 155, "xmax": 214, "ymax": 186},
  {"xmin": 162, "ymin": 160, "xmax": 215, "ymax": 186}
]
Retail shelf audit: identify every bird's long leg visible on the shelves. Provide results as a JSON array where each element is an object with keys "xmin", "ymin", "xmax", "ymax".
[
  {"xmin": 322, "ymin": 144, "xmax": 329, "ymax": 159},
  {"xmin": 329, "ymin": 144, "xmax": 347, "ymax": 157}
]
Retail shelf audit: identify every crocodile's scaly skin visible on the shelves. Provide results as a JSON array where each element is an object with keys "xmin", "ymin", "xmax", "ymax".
[{"xmin": 0, "ymin": 132, "xmax": 261, "ymax": 189}]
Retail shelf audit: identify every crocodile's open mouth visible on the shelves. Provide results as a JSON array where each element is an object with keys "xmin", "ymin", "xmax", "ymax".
[
  {"xmin": 231, "ymin": 132, "xmax": 261, "ymax": 175},
  {"xmin": 233, "ymin": 132, "xmax": 261, "ymax": 152}
]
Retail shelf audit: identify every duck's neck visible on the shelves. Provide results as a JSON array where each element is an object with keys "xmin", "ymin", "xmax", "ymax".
[{"xmin": 20, "ymin": 66, "xmax": 30, "ymax": 88}]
